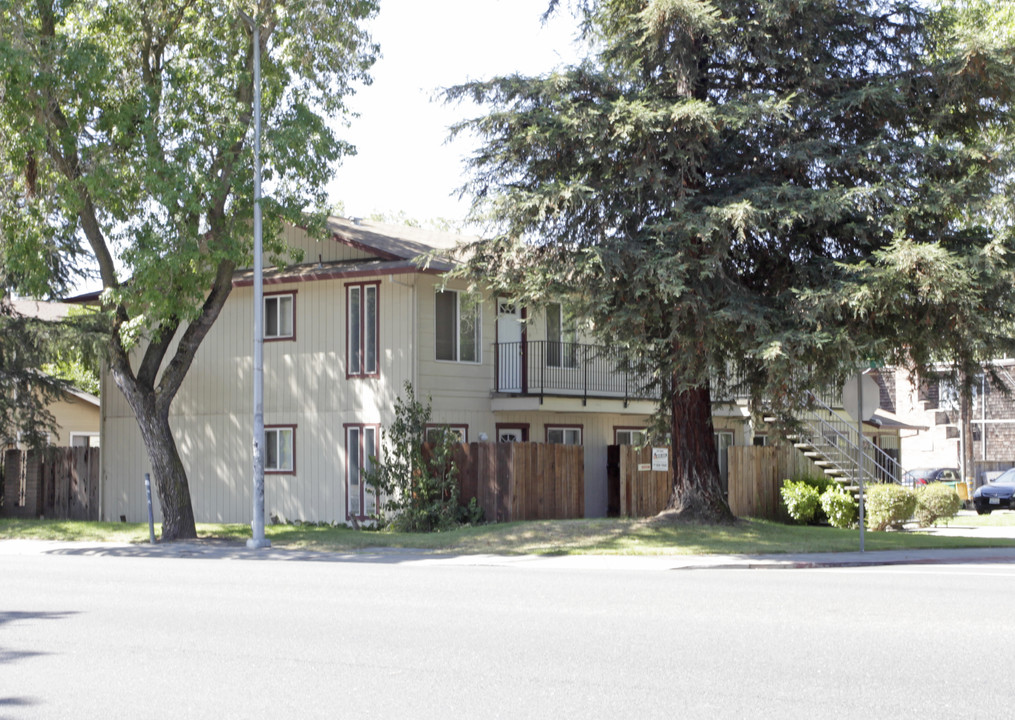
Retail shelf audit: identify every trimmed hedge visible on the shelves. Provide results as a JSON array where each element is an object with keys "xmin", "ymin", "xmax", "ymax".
[
  {"xmin": 820, "ymin": 484, "xmax": 858, "ymax": 529},
  {"xmin": 914, "ymin": 483, "xmax": 961, "ymax": 527},
  {"xmin": 864, "ymin": 483, "xmax": 916, "ymax": 531},
  {"xmin": 781, "ymin": 479, "xmax": 821, "ymax": 524}
]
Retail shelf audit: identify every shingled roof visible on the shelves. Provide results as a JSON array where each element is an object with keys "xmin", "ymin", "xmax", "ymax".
[{"xmin": 326, "ymin": 216, "xmax": 477, "ymax": 262}]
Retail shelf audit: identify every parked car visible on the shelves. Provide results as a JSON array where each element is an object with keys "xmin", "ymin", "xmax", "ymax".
[
  {"xmin": 972, "ymin": 468, "xmax": 1015, "ymax": 514},
  {"xmin": 901, "ymin": 468, "xmax": 960, "ymax": 488}
]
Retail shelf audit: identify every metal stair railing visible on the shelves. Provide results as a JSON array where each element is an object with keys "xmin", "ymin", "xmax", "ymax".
[{"xmin": 793, "ymin": 391, "xmax": 902, "ymax": 486}]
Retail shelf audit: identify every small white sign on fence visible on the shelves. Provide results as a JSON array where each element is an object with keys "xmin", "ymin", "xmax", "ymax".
[
  {"xmin": 637, "ymin": 463, "xmax": 651, "ymax": 472},
  {"xmin": 651, "ymin": 448, "xmax": 669, "ymax": 472}
]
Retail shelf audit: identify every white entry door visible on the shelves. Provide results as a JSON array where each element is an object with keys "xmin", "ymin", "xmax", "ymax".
[{"xmin": 497, "ymin": 300, "xmax": 522, "ymax": 392}]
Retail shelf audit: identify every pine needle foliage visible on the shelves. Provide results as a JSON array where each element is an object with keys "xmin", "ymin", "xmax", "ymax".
[{"xmin": 446, "ymin": 0, "xmax": 1015, "ymax": 521}]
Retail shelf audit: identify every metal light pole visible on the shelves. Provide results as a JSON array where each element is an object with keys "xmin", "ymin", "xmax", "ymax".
[
  {"xmin": 244, "ymin": 13, "xmax": 270, "ymax": 549},
  {"xmin": 856, "ymin": 370, "xmax": 865, "ymax": 553}
]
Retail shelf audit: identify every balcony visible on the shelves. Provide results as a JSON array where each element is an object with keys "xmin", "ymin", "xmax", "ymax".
[
  {"xmin": 495, "ymin": 341, "xmax": 657, "ymax": 404},
  {"xmin": 494, "ymin": 341, "xmax": 752, "ymax": 407}
]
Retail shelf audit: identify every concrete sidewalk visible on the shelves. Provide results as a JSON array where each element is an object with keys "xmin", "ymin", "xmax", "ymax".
[{"xmin": 3, "ymin": 537, "xmax": 1015, "ymax": 571}]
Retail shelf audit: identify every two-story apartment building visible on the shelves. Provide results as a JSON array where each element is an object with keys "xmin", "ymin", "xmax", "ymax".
[
  {"xmin": 99, "ymin": 217, "xmax": 752, "ymax": 524},
  {"xmin": 876, "ymin": 363, "xmax": 1015, "ymax": 484}
]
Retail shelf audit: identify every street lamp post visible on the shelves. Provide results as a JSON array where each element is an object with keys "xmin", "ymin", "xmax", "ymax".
[{"xmin": 243, "ymin": 13, "xmax": 270, "ymax": 550}]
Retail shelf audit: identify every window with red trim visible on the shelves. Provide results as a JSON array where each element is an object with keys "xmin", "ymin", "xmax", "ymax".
[
  {"xmin": 346, "ymin": 424, "xmax": 378, "ymax": 520},
  {"xmin": 264, "ymin": 292, "xmax": 295, "ymax": 341},
  {"xmin": 347, "ymin": 282, "xmax": 379, "ymax": 377},
  {"xmin": 265, "ymin": 425, "xmax": 295, "ymax": 473}
]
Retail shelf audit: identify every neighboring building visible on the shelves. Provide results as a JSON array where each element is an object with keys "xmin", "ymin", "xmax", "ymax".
[
  {"xmin": 879, "ymin": 363, "xmax": 1015, "ymax": 484},
  {"xmin": 4, "ymin": 300, "xmax": 101, "ymax": 450},
  {"xmin": 44, "ymin": 387, "xmax": 101, "ymax": 448},
  {"xmin": 1, "ymin": 386, "xmax": 101, "ymax": 450},
  {"xmin": 100, "ymin": 217, "xmax": 754, "ymax": 525}
]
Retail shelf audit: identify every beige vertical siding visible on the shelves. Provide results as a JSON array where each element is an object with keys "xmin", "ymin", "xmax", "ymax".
[
  {"xmin": 415, "ymin": 275, "xmax": 497, "ymax": 414},
  {"xmin": 101, "ymin": 265, "xmax": 748, "ymax": 524},
  {"xmin": 280, "ymin": 224, "xmax": 374, "ymax": 264},
  {"xmin": 102, "ymin": 273, "xmax": 416, "ymax": 524},
  {"xmin": 47, "ymin": 393, "xmax": 100, "ymax": 446}
]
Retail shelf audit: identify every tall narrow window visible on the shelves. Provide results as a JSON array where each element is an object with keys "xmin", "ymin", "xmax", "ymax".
[
  {"xmin": 546, "ymin": 303, "xmax": 577, "ymax": 368},
  {"xmin": 265, "ymin": 426, "xmax": 295, "ymax": 473},
  {"xmin": 264, "ymin": 293, "xmax": 295, "ymax": 340},
  {"xmin": 347, "ymin": 424, "xmax": 378, "ymax": 520},
  {"xmin": 435, "ymin": 290, "xmax": 480, "ymax": 363},
  {"xmin": 348, "ymin": 282, "xmax": 379, "ymax": 377}
]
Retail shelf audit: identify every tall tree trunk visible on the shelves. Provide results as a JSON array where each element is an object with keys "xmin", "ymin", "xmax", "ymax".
[
  {"xmin": 666, "ymin": 379, "xmax": 735, "ymax": 523},
  {"xmin": 960, "ymin": 369, "xmax": 974, "ymax": 486},
  {"xmin": 111, "ymin": 371, "xmax": 197, "ymax": 540}
]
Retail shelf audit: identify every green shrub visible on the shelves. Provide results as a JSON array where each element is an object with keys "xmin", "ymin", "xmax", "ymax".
[
  {"xmin": 914, "ymin": 483, "xmax": 961, "ymax": 527},
  {"xmin": 781, "ymin": 479, "xmax": 820, "ymax": 524},
  {"xmin": 458, "ymin": 496, "xmax": 485, "ymax": 525},
  {"xmin": 798, "ymin": 474, "xmax": 836, "ymax": 496},
  {"xmin": 820, "ymin": 484, "xmax": 858, "ymax": 529},
  {"xmin": 864, "ymin": 483, "xmax": 916, "ymax": 531},
  {"xmin": 365, "ymin": 382, "xmax": 464, "ymax": 533}
]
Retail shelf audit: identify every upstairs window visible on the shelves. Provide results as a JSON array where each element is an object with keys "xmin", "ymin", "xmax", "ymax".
[
  {"xmin": 435, "ymin": 290, "xmax": 480, "ymax": 363},
  {"xmin": 264, "ymin": 293, "xmax": 295, "ymax": 341},
  {"xmin": 348, "ymin": 282, "xmax": 379, "ymax": 377},
  {"xmin": 546, "ymin": 303, "xmax": 577, "ymax": 368}
]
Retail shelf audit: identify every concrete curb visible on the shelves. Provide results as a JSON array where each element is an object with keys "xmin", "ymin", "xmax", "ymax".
[{"xmin": 4, "ymin": 538, "xmax": 1015, "ymax": 571}]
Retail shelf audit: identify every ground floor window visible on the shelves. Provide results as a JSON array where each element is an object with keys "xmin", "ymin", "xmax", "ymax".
[
  {"xmin": 265, "ymin": 426, "xmax": 295, "ymax": 473},
  {"xmin": 546, "ymin": 425, "xmax": 582, "ymax": 445},
  {"xmin": 69, "ymin": 432, "xmax": 100, "ymax": 448},
  {"xmin": 426, "ymin": 424, "xmax": 468, "ymax": 443},
  {"xmin": 346, "ymin": 424, "xmax": 378, "ymax": 520},
  {"xmin": 752, "ymin": 434, "xmax": 768, "ymax": 447},
  {"xmin": 614, "ymin": 428, "xmax": 647, "ymax": 446}
]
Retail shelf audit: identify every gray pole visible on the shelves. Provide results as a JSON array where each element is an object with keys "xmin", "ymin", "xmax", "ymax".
[
  {"xmin": 857, "ymin": 370, "xmax": 865, "ymax": 553},
  {"xmin": 144, "ymin": 473, "xmax": 155, "ymax": 544},
  {"xmin": 247, "ymin": 18, "xmax": 270, "ymax": 550}
]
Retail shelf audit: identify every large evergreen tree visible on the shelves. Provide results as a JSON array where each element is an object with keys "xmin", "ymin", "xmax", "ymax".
[
  {"xmin": 0, "ymin": 0, "xmax": 378, "ymax": 539},
  {"xmin": 447, "ymin": 0, "xmax": 1015, "ymax": 522}
]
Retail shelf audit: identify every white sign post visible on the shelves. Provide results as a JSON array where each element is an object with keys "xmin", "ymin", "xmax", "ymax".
[{"xmin": 841, "ymin": 372, "xmax": 878, "ymax": 553}]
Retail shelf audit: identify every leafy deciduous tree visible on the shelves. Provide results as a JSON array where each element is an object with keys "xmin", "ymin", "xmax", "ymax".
[{"xmin": 0, "ymin": 0, "xmax": 378, "ymax": 538}]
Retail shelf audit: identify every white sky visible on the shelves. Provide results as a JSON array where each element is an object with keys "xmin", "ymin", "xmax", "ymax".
[{"xmin": 326, "ymin": 0, "xmax": 586, "ymax": 228}]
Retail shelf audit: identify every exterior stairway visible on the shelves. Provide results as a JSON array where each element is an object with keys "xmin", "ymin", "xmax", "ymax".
[{"xmin": 767, "ymin": 392, "xmax": 902, "ymax": 489}]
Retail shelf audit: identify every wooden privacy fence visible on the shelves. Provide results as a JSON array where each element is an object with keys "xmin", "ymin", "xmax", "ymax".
[
  {"xmin": 617, "ymin": 446, "xmax": 672, "ymax": 517},
  {"xmin": 727, "ymin": 446, "xmax": 811, "ymax": 521},
  {"xmin": 453, "ymin": 442, "xmax": 584, "ymax": 522},
  {"xmin": 618, "ymin": 444, "xmax": 816, "ymax": 521},
  {"xmin": 1, "ymin": 447, "xmax": 100, "ymax": 520}
]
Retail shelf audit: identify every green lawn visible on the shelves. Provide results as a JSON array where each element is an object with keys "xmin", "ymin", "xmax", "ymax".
[
  {"xmin": 938, "ymin": 510, "xmax": 1015, "ymax": 527},
  {"xmin": 3, "ymin": 515, "xmax": 1015, "ymax": 556}
]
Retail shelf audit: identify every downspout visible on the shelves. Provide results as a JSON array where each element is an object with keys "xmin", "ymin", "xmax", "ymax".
[{"xmin": 413, "ymin": 276, "xmax": 418, "ymax": 392}]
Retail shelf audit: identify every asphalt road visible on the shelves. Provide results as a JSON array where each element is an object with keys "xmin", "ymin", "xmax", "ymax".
[{"xmin": 2, "ymin": 543, "xmax": 1014, "ymax": 719}]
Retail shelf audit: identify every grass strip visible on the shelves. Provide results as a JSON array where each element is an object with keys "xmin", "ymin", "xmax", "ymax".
[{"xmin": 4, "ymin": 516, "xmax": 1015, "ymax": 556}]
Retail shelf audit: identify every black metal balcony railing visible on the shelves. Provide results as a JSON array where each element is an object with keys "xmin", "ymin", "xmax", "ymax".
[
  {"xmin": 496, "ymin": 340, "xmax": 656, "ymax": 402},
  {"xmin": 494, "ymin": 341, "xmax": 750, "ymax": 404}
]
